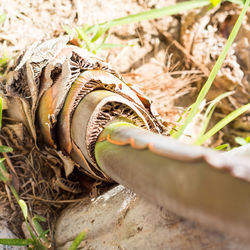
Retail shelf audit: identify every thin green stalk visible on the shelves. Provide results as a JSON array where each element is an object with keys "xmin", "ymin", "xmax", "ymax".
[
  {"xmin": 229, "ymin": 0, "xmax": 250, "ymax": 5},
  {"xmin": 172, "ymin": 0, "xmax": 250, "ymax": 139},
  {"xmin": 0, "ymin": 238, "xmax": 33, "ymax": 246},
  {"xmin": 9, "ymin": 184, "xmax": 20, "ymax": 202},
  {"xmin": 195, "ymin": 103, "xmax": 250, "ymax": 145},
  {"xmin": 87, "ymin": 1, "xmax": 210, "ymax": 32},
  {"xmin": 0, "ymin": 13, "xmax": 6, "ymax": 25},
  {"xmin": 9, "ymin": 185, "xmax": 36, "ymax": 240},
  {"xmin": 210, "ymin": 0, "xmax": 222, "ymax": 7},
  {"xmin": 69, "ymin": 231, "xmax": 86, "ymax": 250},
  {"xmin": 235, "ymin": 136, "xmax": 250, "ymax": 146},
  {"xmin": 214, "ymin": 143, "xmax": 230, "ymax": 150},
  {"xmin": 75, "ymin": 27, "xmax": 95, "ymax": 52},
  {"xmin": 194, "ymin": 91, "xmax": 234, "ymax": 144}
]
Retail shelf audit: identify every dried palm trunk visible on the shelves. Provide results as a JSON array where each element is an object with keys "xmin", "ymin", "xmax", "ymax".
[{"xmin": 4, "ymin": 36, "xmax": 250, "ymax": 236}]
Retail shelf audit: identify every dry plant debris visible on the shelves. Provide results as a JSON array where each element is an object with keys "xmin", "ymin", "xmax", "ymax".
[
  {"xmin": 0, "ymin": 0, "xmax": 249, "ymax": 246},
  {"xmin": 180, "ymin": 2, "xmax": 250, "ymax": 145}
]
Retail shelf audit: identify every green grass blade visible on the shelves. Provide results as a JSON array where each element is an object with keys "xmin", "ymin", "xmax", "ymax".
[
  {"xmin": 195, "ymin": 103, "xmax": 250, "ymax": 146},
  {"xmin": 0, "ymin": 13, "xmax": 6, "ymax": 25},
  {"xmin": 245, "ymin": 136, "xmax": 250, "ymax": 143},
  {"xmin": 69, "ymin": 231, "xmax": 86, "ymax": 250},
  {"xmin": 0, "ymin": 145, "xmax": 13, "ymax": 153},
  {"xmin": 33, "ymin": 215, "xmax": 47, "ymax": 222},
  {"xmin": 169, "ymin": 105, "xmax": 193, "ymax": 135},
  {"xmin": 0, "ymin": 238, "xmax": 33, "ymax": 246},
  {"xmin": 0, "ymin": 56, "xmax": 8, "ymax": 67},
  {"xmin": 210, "ymin": 0, "xmax": 221, "ymax": 7},
  {"xmin": 25, "ymin": 220, "xmax": 37, "ymax": 241},
  {"xmin": 38, "ymin": 230, "xmax": 49, "ymax": 241},
  {"xmin": 214, "ymin": 144, "xmax": 230, "ymax": 150},
  {"xmin": 0, "ymin": 160, "xmax": 9, "ymax": 183},
  {"xmin": 75, "ymin": 27, "xmax": 94, "ymax": 51},
  {"xmin": 78, "ymin": 1, "xmax": 211, "ymax": 53},
  {"xmin": 32, "ymin": 216, "xmax": 48, "ymax": 242},
  {"xmin": 87, "ymin": 1, "xmax": 210, "ymax": 31},
  {"xmin": 228, "ymin": 0, "xmax": 249, "ymax": 5},
  {"xmin": 99, "ymin": 43, "xmax": 129, "ymax": 49},
  {"xmin": 32, "ymin": 241, "xmax": 47, "ymax": 250},
  {"xmin": 91, "ymin": 23, "xmax": 111, "ymax": 43},
  {"xmin": 172, "ymin": 0, "xmax": 250, "ymax": 139},
  {"xmin": 194, "ymin": 91, "xmax": 234, "ymax": 144},
  {"xmin": 18, "ymin": 200, "xmax": 28, "ymax": 219},
  {"xmin": 90, "ymin": 25, "xmax": 103, "ymax": 43},
  {"xmin": 235, "ymin": 136, "xmax": 249, "ymax": 146},
  {"xmin": 200, "ymin": 105, "xmax": 216, "ymax": 139},
  {"xmin": 62, "ymin": 25, "xmax": 73, "ymax": 35}
]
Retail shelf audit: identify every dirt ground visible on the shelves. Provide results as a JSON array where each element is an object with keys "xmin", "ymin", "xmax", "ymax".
[{"xmin": 0, "ymin": 0, "xmax": 249, "ymax": 248}]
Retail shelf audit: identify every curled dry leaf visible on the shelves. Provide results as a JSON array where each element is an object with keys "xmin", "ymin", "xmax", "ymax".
[
  {"xmin": 4, "ymin": 35, "xmax": 164, "ymax": 185},
  {"xmin": 2, "ymin": 33, "xmax": 250, "ymax": 236}
]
